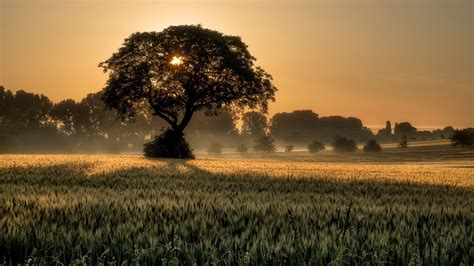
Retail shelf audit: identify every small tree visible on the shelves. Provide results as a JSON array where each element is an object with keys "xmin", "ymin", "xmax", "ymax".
[
  {"xmin": 398, "ymin": 134, "xmax": 408, "ymax": 148},
  {"xmin": 451, "ymin": 129, "xmax": 474, "ymax": 147},
  {"xmin": 253, "ymin": 135, "xmax": 276, "ymax": 153},
  {"xmin": 207, "ymin": 143, "xmax": 223, "ymax": 154},
  {"xmin": 332, "ymin": 136, "xmax": 357, "ymax": 152},
  {"xmin": 363, "ymin": 139, "xmax": 382, "ymax": 152},
  {"xmin": 285, "ymin": 144, "xmax": 294, "ymax": 153},
  {"xmin": 308, "ymin": 140, "xmax": 325, "ymax": 153},
  {"xmin": 236, "ymin": 143, "xmax": 248, "ymax": 154}
]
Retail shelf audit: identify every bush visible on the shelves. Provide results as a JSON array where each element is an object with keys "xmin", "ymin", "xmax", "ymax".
[
  {"xmin": 207, "ymin": 143, "xmax": 223, "ymax": 155},
  {"xmin": 253, "ymin": 135, "xmax": 276, "ymax": 153},
  {"xmin": 332, "ymin": 136, "xmax": 357, "ymax": 152},
  {"xmin": 236, "ymin": 144, "xmax": 248, "ymax": 154},
  {"xmin": 143, "ymin": 129, "xmax": 194, "ymax": 159},
  {"xmin": 308, "ymin": 140, "xmax": 325, "ymax": 153},
  {"xmin": 451, "ymin": 129, "xmax": 474, "ymax": 147},
  {"xmin": 363, "ymin": 139, "xmax": 382, "ymax": 152},
  {"xmin": 285, "ymin": 145, "xmax": 294, "ymax": 153}
]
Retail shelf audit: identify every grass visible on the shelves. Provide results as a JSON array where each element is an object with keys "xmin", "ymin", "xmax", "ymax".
[{"xmin": 1, "ymin": 147, "xmax": 473, "ymax": 264}]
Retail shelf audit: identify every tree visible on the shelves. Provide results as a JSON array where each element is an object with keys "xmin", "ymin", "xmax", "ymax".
[
  {"xmin": 285, "ymin": 144, "xmax": 294, "ymax": 152},
  {"xmin": 270, "ymin": 110, "xmax": 319, "ymax": 143},
  {"xmin": 398, "ymin": 134, "xmax": 408, "ymax": 148},
  {"xmin": 241, "ymin": 111, "xmax": 268, "ymax": 139},
  {"xmin": 51, "ymin": 99, "xmax": 91, "ymax": 136},
  {"xmin": 394, "ymin": 122, "xmax": 417, "ymax": 136},
  {"xmin": 332, "ymin": 136, "xmax": 357, "ymax": 152},
  {"xmin": 308, "ymin": 140, "xmax": 325, "ymax": 153},
  {"xmin": 99, "ymin": 25, "xmax": 276, "ymax": 158},
  {"xmin": 253, "ymin": 135, "xmax": 276, "ymax": 153},
  {"xmin": 363, "ymin": 139, "xmax": 382, "ymax": 152},
  {"xmin": 451, "ymin": 128, "xmax": 474, "ymax": 147},
  {"xmin": 236, "ymin": 143, "xmax": 248, "ymax": 154},
  {"xmin": 207, "ymin": 142, "xmax": 223, "ymax": 154}
]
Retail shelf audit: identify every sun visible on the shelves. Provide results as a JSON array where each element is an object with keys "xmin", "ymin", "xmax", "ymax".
[{"xmin": 170, "ymin": 56, "xmax": 183, "ymax": 66}]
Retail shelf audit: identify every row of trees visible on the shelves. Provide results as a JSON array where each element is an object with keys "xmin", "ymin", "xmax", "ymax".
[
  {"xmin": 207, "ymin": 136, "xmax": 385, "ymax": 155},
  {"xmin": 1, "ymin": 86, "xmax": 471, "ymax": 153},
  {"xmin": 0, "ymin": 86, "xmax": 376, "ymax": 153}
]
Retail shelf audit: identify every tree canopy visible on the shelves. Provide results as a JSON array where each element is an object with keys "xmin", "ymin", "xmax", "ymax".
[{"xmin": 99, "ymin": 25, "xmax": 276, "ymax": 158}]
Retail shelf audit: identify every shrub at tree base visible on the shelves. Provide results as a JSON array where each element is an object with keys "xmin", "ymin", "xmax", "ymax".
[
  {"xmin": 363, "ymin": 139, "xmax": 382, "ymax": 152},
  {"xmin": 332, "ymin": 136, "xmax": 357, "ymax": 152},
  {"xmin": 143, "ymin": 129, "xmax": 194, "ymax": 159}
]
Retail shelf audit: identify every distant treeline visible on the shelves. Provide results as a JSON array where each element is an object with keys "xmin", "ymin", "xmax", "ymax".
[{"xmin": 0, "ymin": 86, "xmax": 460, "ymax": 153}]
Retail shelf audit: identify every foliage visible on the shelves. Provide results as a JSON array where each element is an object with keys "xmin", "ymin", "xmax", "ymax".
[
  {"xmin": 143, "ymin": 129, "xmax": 194, "ymax": 159},
  {"xmin": 285, "ymin": 144, "xmax": 294, "ymax": 152},
  {"xmin": 308, "ymin": 140, "xmax": 325, "ymax": 153},
  {"xmin": 236, "ymin": 143, "xmax": 248, "ymax": 154},
  {"xmin": 207, "ymin": 142, "xmax": 223, "ymax": 154},
  {"xmin": 253, "ymin": 135, "xmax": 276, "ymax": 153},
  {"xmin": 363, "ymin": 139, "xmax": 382, "ymax": 152},
  {"xmin": 0, "ymin": 154, "xmax": 472, "ymax": 264},
  {"xmin": 451, "ymin": 128, "xmax": 474, "ymax": 147},
  {"xmin": 332, "ymin": 136, "xmax": 357, "ymax": 152}
]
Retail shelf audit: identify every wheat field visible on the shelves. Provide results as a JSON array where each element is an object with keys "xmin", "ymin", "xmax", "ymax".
[{"xmin": 1, "ymin": 149, "xmax": 473, "ymax": 264}]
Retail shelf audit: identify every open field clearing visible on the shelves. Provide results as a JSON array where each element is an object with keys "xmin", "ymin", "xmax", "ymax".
[{"xmin": 1, "ymin": 147, "xmax": 473, "ymax": 264}]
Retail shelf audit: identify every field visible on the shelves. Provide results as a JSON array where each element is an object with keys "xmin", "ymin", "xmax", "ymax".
[{"xmin": 1, "ymin": 146, "xmax": 473, "ymax": 264}]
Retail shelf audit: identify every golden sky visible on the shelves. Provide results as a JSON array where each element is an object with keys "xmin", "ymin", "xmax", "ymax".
[{"xmin": 1, "ymin": 0, "xmax": 472, "ymax": 129}]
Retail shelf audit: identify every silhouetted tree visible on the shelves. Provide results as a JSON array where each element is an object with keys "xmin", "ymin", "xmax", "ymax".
[
  {"xmin": 285, "ymin": 144, "xmax": 294, "ymax": 153},
  {"xmin": 332, "ymin": 136, "xmax": 357, "ymax": 152},
  {"xmin": 241, "ymin": 111, "xmax": 268, "ymax": 139},
  {"xmin": 394, "ymin": 122, "xmax": 417, "ymax": 136},
  {"xmin": 442, "ymin": 126, "xmax": 454, "ymax": 138},
  {"xmin": 398, "ymin": 135, "xmax": 408, "ymax": 148},
  {"xmin": 451, "ymin": 128, "xmax": 474, "ymax": 147},
  {"xmin": 99, "ymin": 25, "xmax": 276, "ymax": 158},
  {"xmin": 270, "ymin": 110, "xmax": 319, "ymax": 143},
  {"xmin": 10, "ymin": 90, "xmax": 53, "ymax": 130},
  {"xmin": 253, "ymin": 134, "xmax": 276, "ymax": 153},
  {"xmin": 236, "ymin": 143, "xmax": 248, "ymax": 154},
  {"xmin": 207, "ymin": 142, "xmax": 223, "ymax": 154},
  {"xmin": 308, "ymin": 140, "xmax": 325, "ymax": 153},
  {"xmin": 363, "ymin": 139, "xmax": 382, "ymax": 152},
  {"xmin": 51, "ymin": 99, "xmax": 91, "ymax": 136},
  {"xmin": 270, "ymin": 110, "xmax": 373, "ymax": 143}
]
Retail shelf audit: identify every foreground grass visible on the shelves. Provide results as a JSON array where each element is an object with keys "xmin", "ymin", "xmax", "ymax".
[{"xmin": 1, "ymin": 152, "xmax": 473, "ymax": 265}]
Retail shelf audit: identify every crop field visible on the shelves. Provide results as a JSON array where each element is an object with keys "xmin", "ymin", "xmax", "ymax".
[{"xmin": 1, "ymin": 147, "xmax": 473, "ymax": 264}]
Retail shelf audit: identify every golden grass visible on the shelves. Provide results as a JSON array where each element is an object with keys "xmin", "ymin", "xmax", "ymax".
[{"xmin": 1, "ymin": 154, "xmax": 472, "ymax": 187}]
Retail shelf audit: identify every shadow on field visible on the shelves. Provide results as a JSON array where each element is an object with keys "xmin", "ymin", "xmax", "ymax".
[{"xmin": 1, "ymin": 159, "xmax": 473, "ymax": 200}]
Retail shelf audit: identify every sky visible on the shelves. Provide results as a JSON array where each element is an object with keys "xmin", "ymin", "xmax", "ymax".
[{"xmin": 1, "ymin": 0, "xmax": 472, "ymax": 129}]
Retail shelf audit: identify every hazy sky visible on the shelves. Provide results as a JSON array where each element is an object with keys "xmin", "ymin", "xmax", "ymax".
[{"xmin": 1, "ymin": 0, "xmax": 472, "ymax": 128}]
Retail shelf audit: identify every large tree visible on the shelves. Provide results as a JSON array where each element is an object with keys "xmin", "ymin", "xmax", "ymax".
[{"xmin": 100, "ymin": 25, "xmax": 276, "ymax": 158}]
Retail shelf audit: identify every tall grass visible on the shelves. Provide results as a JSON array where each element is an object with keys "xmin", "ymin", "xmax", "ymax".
[{"xmin": 0, "ymin": 154, "xmax": 473, "ymax": 264}]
